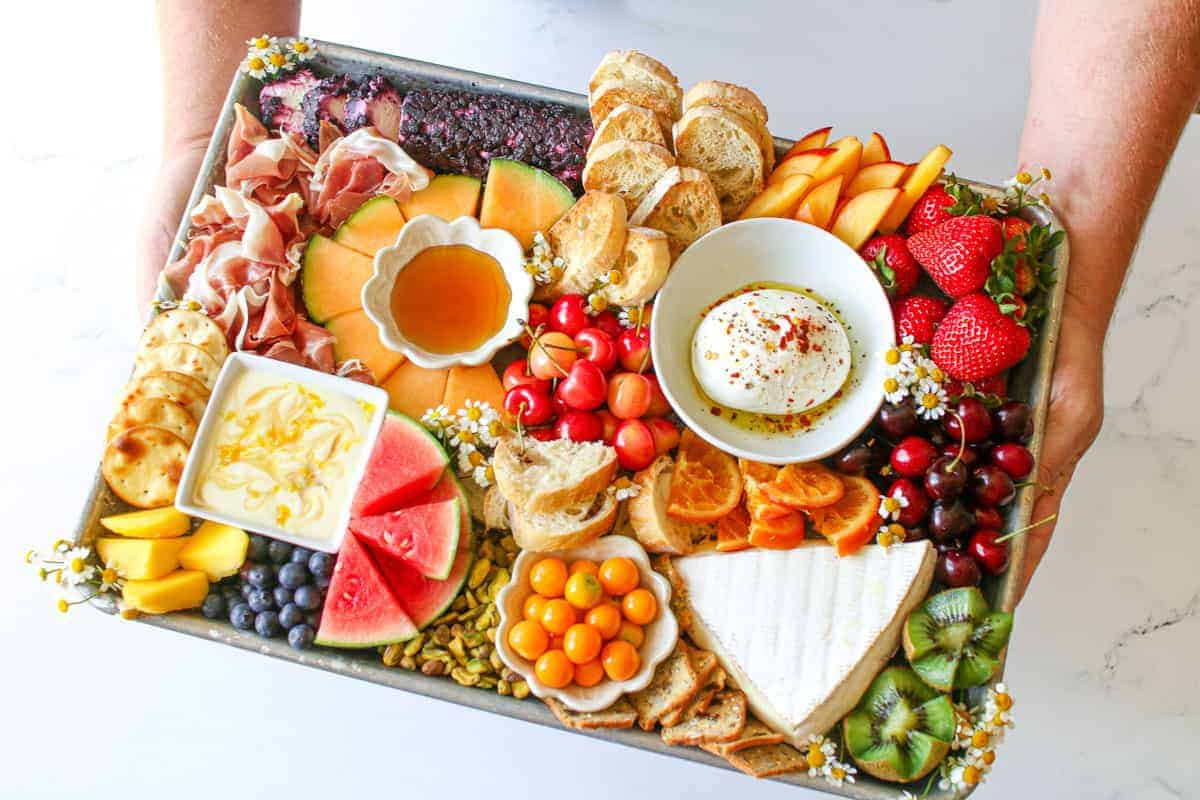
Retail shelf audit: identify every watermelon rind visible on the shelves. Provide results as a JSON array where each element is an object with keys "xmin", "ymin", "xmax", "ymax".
[{"xmin": 315, "ymin": 533, "xmax": 418, "ymax": 648}]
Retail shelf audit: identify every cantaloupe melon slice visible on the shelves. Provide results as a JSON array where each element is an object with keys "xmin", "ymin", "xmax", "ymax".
[
  {"xmin": 443, "ymin": 364, "xmax": 505, "ymax": 413},
  {"xmin": 300, "ymin": 235, "xmax": 375, "ymax": 323},
  {"xmin": 400, "ymin": 175, "xmax": 482, "ymax": 221},
  {"xmin": 326, "ymin": 309, "xmax": 407, "ymax": 383},
  {"xmin": 479, "ymin": 159, "xmax": 575, "ymax": 251},
  {"xmin": 333, "ymin": 196, "xmax": 406, "ymax": 256},
  {"xmin": 381, "ymin": 361, "xmax": 450, "ymax": 420}
]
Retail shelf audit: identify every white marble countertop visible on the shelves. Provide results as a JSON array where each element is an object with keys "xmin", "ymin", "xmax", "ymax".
[{"xmin": 4, "ymin": 2, "xmax": 1197, "ymax": 798}]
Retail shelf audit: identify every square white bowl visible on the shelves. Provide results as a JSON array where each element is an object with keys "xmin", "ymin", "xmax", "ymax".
[{"xmin": 175, "ymin": 352, "xmax": 388, "ymax": 553}]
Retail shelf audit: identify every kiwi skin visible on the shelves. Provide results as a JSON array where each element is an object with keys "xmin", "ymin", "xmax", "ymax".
[
  {"xmin": 903, "ymin": 587, "xmax": 1014, "ymax": 692},
  {"xmin": 843, "ymin": 666, "xmax": 956, "ymax": 783}
]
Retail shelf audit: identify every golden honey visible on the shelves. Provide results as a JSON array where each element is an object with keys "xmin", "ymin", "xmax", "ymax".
[{"xmin": 390, "ymin": 245, "xmax": 511, "ymax": 354}]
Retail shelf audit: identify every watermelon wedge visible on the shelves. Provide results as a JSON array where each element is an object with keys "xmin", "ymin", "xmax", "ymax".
[
  {"xmin": 351, "ymin": 411, "xmax": 448, "ymax": 517},
  {"xmin": 374, "ymin": 532, "xmax": 473, "ymax": 630},
  {"xmin": 315, "ymin": 533, "xmax": 417, "ymax": 648},
  {"xmin": 350, "ymin": 498, "xmax": 462, "ymax": 581}
]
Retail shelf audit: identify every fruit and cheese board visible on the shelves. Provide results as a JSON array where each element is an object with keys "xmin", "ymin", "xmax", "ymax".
[{"xmin": 53, "ymin": 39, "xmax": 1069, "ymax": 799}]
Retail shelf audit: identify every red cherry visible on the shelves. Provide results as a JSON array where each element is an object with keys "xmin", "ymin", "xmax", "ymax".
[
  {"xmin": 591, "ymin": 309, "xmax": 623, "ymax": 339},
  {"xmin": 574, "ymin": 327, "xmax": 617, "ymax": 373},
  {"xmin": 642, "ymin": 373, "xmax": 672, "ymax": 417},
  {"xmin": 502, "ymin": 359, "xmax": 550, "ymax": 394},
  {"xmin": 594, "ymin": 409, "xmax": 619, "ymax": 444},
  {"xmin": 528, "ymin": 427, "xmax": 559, "ymax": 442},
  {"xmin": 989, "ymin": 442, "xmax": 1034, "ymax": 480},
  {"xmin": 936, "ymin": 549, "xmax": 982, "ymax": 587},
  {"xmin": 521, "ymin": 303, "xmax": 550, "ymax": 348},
  {"xmin": 944, "ymin": 397, "xmax": 993, "ymax": 444},
  {"xmin": 503, "ymin": 385, "xmax": 553, "ymax": 426},
  {"xmin": 970, "ymin": 504, "xmax": 1004, "ymax": 530},
  {"xmin": 646, "ymin": 418, "xmax": 680, "ymax": 455},
  {"xmin": 607, "ymin": 372, "xmax": 652, "ymax": 420},
  {"xmin": 616, "ymin": 327, "xmax": 652, "ymax": 373},
  {"xmin": 613, "ymin": 419, "xmax": 656, "ymax": 471},
  {"xmin": 548, "ymin": 294, "xmax": 590, "ymax": 337},
  {"xmin": 556, "ymin": 360, "xmax": 607, "ymax": 411},
  {"xmin": 971, "ymin": 465, "xmax": 1016, "ymax": 507},
  {"xmin": 968, "ymin": 528, "xmax": 1010, "ymax": 575},
  {"xmin": 555, "ymin": 410, "xmax": 604, "ymax": 442},
  {"xmin": 890, "ymin": 436, "xmax": 938, "ymax": 477},
  {"xmin": 551, "ymin": 388, "xmax": 571, "ymax": 419},
  {"xmin": 886, "ymin": 478, "xmax": 930, "ymax": 527},
  {"xmin": 939, "ymin": 440, "xmax": 980, "ymax": 467}
]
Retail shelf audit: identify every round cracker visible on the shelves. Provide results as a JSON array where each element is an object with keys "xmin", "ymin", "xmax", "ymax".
[
  {"xmin": 137, "ymin": 309, "xmax": 229, "ymax": 364},
  {"xmin": 102, "ymin": 425, "xmax": 190, "ymax": 509},
  {"xmin": 108, "ymin": 396, "xmax": 197, "ymax": 444},
  {"xmin": 133, "ymin": 342, "xmax": 221, "ymax": 389},
  {"xmin": 120, "ymin": 370, "xmax": 209, "ymax": 422}
]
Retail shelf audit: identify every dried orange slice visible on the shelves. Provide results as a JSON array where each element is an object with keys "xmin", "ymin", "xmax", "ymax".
[
  {"xmin": 667, "ymin": 429, "xmax": 744, "ymax": 523},
  {"xmin": 739, "ymin": 459, "xmax": 793, "ymax": 520},
  {"xmin": 748, "ymin": 510, "xmax": 807, "ymax": 549},
  {"xmin": 807, "ymin": 475, "xmax": 881, "ymax": 556},
  {"xmin": 762, "ymin": 462, "xmax": 846, "ymax": 509},
  {"xmin": 715, "ymin": 506, "xmax": 751, "ymax": 552}
]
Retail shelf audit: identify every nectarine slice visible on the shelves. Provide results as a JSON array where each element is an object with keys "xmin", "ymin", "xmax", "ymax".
[
  {"xmin": 768, "ymin": 148, "xmax": 834, "ymax": 186},
  {"xmin": 878, "ymin": 144, "xmax": 953, "ymax": 234},
  {"xmin": 782, "ymin": 126, "xmax": 832, "ymax": 160},
  {"xmin": 844, "ymin": 161, "xmax": 908, "ymax": 198},
  {"xmin": 811, "ymin": 136, "xmax": 862, "ymax": 184},
  {"xmin": 831, "ymin": 187, "xmax": 901, "ymax": 250},
  {"xmin": 861, "ymin": 132, "xmax": 891, "ymax": 167},
  {"xmin": 794, "ymin": 175, "xmax": 843, "ymax": 229},
  {"xmin": 738, "ymin": 174, "xmax": 814, "ymax": 219}
]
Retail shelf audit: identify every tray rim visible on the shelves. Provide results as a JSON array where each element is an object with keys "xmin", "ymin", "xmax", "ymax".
[{"xmin": 71, "ymin": 39, "xmax": 1070, "ymax": 800}]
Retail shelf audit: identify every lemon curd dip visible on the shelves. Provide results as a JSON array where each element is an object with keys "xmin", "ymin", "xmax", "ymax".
[
  {"xmin": 389, "ymin": 244, "xmax": 511, "ymax": 355},
  {"xmin": 191, "ymin": 370, "xmax": 375, "ymax": 543},
  {"xmin": 691, "ymin": 283, "xmax": 852, "ymax": 434}
]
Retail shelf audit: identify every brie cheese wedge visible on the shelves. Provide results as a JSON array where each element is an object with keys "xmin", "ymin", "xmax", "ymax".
[{"xmin": 674, "ymin": 541, "xmax": 934, "ymax": 745}]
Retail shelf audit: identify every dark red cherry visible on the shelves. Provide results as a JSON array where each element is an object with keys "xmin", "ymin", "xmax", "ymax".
[
  {"xmin": 878, "ymin": 402, "xmax": 918, "ymax": 439},
  {"xmin": 990, "ymin": 442, "xmax": 1034, "ymax": 480},
  {"xmin": 971, "ymin": 504, "xmax": 1004, "ymax": 530},
  {"xmin": 890, "ymin": 436, "xmax": 938, "ymax": 478},
  {"xmin": 992, "ymin": 400, "xmax": 1034, "ymax": 442},
  {"xmin": 944, "ymin": 396, "xmax": 993, "ymax": 443},
  {"xmin": 834, "ymin": 445, "xmax": 874, "ymax": 475},
  {"xmin": 971, "ymin": 464, "xmax": 1016, "ymax": 507},
  {"xmin": 936, "ymin": 548, "xmax": 982, "ymax": 587},
  {"xmin": 928, "ymin": 500, "xmax": 975, "ymax": 543},
  {"xmin": 940, "ymin": 441, "xmax": 980, "ymax": 467},
  {"xmin": 968, "ymin": 528, "xmax": 1010, "ymax": 575},
  {"xmin": 924, "ymin": 456, "xmax": 968, "ymax": 500},
  {"xmin": 886, "ymin": 478, "xmax": 930, "ymax": 527}
]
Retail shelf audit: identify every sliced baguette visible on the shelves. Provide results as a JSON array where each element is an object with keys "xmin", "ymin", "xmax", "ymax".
[
  {"xmin": 681, "ymin": 80, "xmax": 774, "ymax": 172},
  {"xmin": 673, "ymin": 106, "xmax": 765, "ymax": 220},
  {"xmin": 582, "ymin": 140, "xmax": 676, "ymax": 215},
  {"xmin": 589, "ymin": 50, "xmax": 683, "ymax": 119},
  {"xmin": 509, "ymin": 490, "xmax": 618, "ymax": 552},
  {"xmin": 541, "ymin": 191, "xmax": 627, "ymax": 300},
  {"xmin": 587, "ymin": 103, "xmax": 668, "ymax": 159},
  {"xmin": 492, "ymin": 438, "xmax": 618, "ymax": 514},
  {"xmin": 589, "ymin": 80, "xmax": 676, "ymax": 140},
  {"xmin": 629, "ymin": 166, "xmax": 722, "ymax": 260},
  {"xmin": 626, "ymin": 455, "xmax": 696, "ymax": 555},
  {"xmin": 604, "ymin": 226, "xmax": 670, "ymax": 307},
  {"xmin": 482, "ymin": 486, "xmax": 510, "ymax": 530}
]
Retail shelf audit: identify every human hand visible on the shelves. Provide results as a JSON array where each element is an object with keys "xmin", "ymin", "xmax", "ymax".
[
  {"xmin": 1017, "ymin": 297, "xmax": 1106, "ymax": 602},
  {"xmin": 135, "ymin": 140, "xmax": 209, "ymax": 315}
]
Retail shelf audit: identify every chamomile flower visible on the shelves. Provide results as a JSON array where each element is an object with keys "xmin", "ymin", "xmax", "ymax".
[
  {"xmin": 450, "ymin": 426, "xmax": 478, "ymax": 449},
  {"xmin": 420, "ymin": 405, "xmax": 454, "ymax": 437},
  {"xmin": 472, "ymin": 460, "xmax": 495, "ymax": 489},
  {"xmin": 879, "ymin": 490, "xmax": 909, "ymax": 521},
  {"xmin": 914, "ymin": 379, "xmax": 949, "ymax": 421},
  {"xmin": 801, "ymin": 735, "xmax": 838, "ymax": 778},
  {"xmin": 477, "ymin": 415, "xmax": 506, "ymax": 449},
  {"xmin": 938, "ymin": 755, "xmax": 983, "ymax": 793},
  {"xmin": 241, "ymin": 53, "xmax": 269, "ymax": 80},
  {"xmin": 263, "ymin": 48, "xmax": 292, "ymax": 76},
  {"xmin": 246, "ymin": 34, "xmax": 278, "ymax": 52},
  {"xmin": 97, "ymin": 567, "xmax": 123, "ymax": 594},
  {"xmin": 456, "ymin": 443, "xmax": 481, "ymax": 475},
  {"xmin": 523, "ymin": 232, "xmax": 563, "ymax": 286},
  {"xmin": 610, "ymin": 476, "xmax": 641, "ymax": 502},
  {"xmin": 455, "ymin": 400, "xmax": 491, "ymax": 433},
  {"xmin": 984, "ymin": 683, "xmax": 1015, "ymax": 730},
  {"xmin": 882, "ymin": 374, "xmax": 909, "ymax": 404},
  {"xmin": 60, "ymin": 546, "xmax": 95, "ymax": 587},
  {"xmin": 876, "ymin": 523, "xmax": 905, "ymax": 549},
  {"xmin": 586, "ymin": 290, "xmax": 609, "ymax": 314},
  {"xmin": 882, "ymin": 343, "xmax": 916, "ymax": 374},
  {"xmin": 287, "ymin": 37, "xmax": 317, "ymax": 62},
  {"xmin": 619, "ymin": 305, "xmax": 651, "ymax": 329},
  {"xmin": 824, "ymin": 760, "xmax": 856, "ymax": 787}
]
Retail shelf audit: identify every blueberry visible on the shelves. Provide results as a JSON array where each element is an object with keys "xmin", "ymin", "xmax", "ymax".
[
  {"xmin": 247, "ymin": 587, "xmax": 275, "ymax": 613},
  {"xmin": 294, "ymin": 585, "xmax": 322, "ymax": 611},
  {"xmin": 229, "ymin": 603, "xmax": 255, "ymax": 630},
  {"xmin": 240, "ymin": 582, "xmax": 255, "ymax": 600},
  {"xmin": 246, "ymin": 564, "xmax": 275, "ymax": 589},
  {"xmin": 279, "ymin": 602, "xmax": 306, "ymax": 629},
  {"xmin": 308, "ymin": 551, "xmax": 334, "ymax": 580},
  {"xmin": 201, "ymin": 592, "xmax": 226, "ymax": 620},
  {"xmin": 278, "ymin": 562, "xmax": 308, "ymax": 590},
  {"xmin": 290, "ymin": 547, "xmax": 313, "ymax": 564},
  {"xmin": 239, "ymin": 562, "xmax": 256, "ymax": 583},
  {"xmin": 305, "ymin": 611, "xmax": 322, "ymax": 628},
  {"xmin": 254, "ymin": 610, "xmax": 282, "ymax": 638},
  {"xmin": 273, "ymin": 586, "xmax": 294, "ymax": 608},
  {"xmin": 287, "ymin": 624, "xmax": 315, "ymax": 650},
  {"xmin": 314, "ymin": 574, "xmax": 331, "ymax": 590},
  {"xmin": 267, "ymin": 540, "xmax": 294, "ymax": 564},
  {"xmin": 246, "ymin": 534, "xmax": 270, "ymax": 562}
]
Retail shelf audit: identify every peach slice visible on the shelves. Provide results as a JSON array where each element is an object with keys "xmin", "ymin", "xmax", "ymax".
[
  {"xmin": 793, "ymin": 175, "xmax": 843, "ymax": 229},
  {"xmin": 768, "ymin": 148, "xmax": 835, "ymax": 186},
  {"xmin": 810, "ymin": 136, "xmax": 862, "ymax": 184},
  {"xmin": 861, "ymin": 132, "xmax": 891, "ymax": 167},
  {"xmin": 831, "ymin": 187, "xmax": 901, "ymax": 250},
  {"xmin": 781, "ymin": 126, "xmax": 833, "ymax": 160},
  {"xmin": 738, "ymin": 174, "xmax": 815, "ymax": 219},
  {"xmin": 878, "ymin": 144, "xmax": 953, "ymax": 233},
  {"xmin": 844, "ymin": 160, "xmax": 908, "ymax": 198}
]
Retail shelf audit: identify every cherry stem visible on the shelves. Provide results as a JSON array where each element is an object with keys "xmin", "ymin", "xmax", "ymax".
[
  {"xmin": 635, "ymin": 302, "xmax": 646, "ymax": 336},
  {"xmin": 994, "ymin": 513, "xmax": 1057, "ymax": 543},
  {"xmin": 515, "ymin": 402, "xmax": 527, "ymax": 454},
  {"xmin": 1014, "ymin": 479, "xmax": 1054, "ymax": 493},
  {"xmin": 523, "ymin": 322, "xmax": 570, "ymax": 377},
  {"xmin": 946, "ymin": 411, "xmax": 966, "ymax": 472}
]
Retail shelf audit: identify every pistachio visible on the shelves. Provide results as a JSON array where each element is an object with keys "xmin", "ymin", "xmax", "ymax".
[
  {"xmin": 469, "ymin": 558, "xmax": 492, "ymax": 589},
  {"xmin": 420, "ymin": 645, "xmax": 449, "ymax": 661},
  {"xmin": 487, "ymin": 569, "xmax": 510, "ymax": 601},
  {"xmin": 500, "ymin": 536, "xmax": 518, "ymax": 554},
  {"xmin": 463, "ymin": 630, "xmax": 485, "ymax": 648},
  {"xmin": 450, "ymin": 667, "xmax": 481, "ymax": 687},
  {"xmin": 433, "ymin": 612, "xmax": 458, "ymax": 626},
  {"xmin": 497, "ymin": 679, "xmax": 511, "ymax": 696},
  {"xmin": 452, "ymin": 595, "xmax": 468, "ymax": 612},
  {"xmin": 459, "ymin": 605, "xmax": 485, "ymax": 622},
  {"xmin": 448, "ymin": 637, "xmax": 467, "ymax": 661},
  {"xmin": 433, "ymin": 625, "xmax": 452, "ymax": 646},
  {"xmin": 404, "ymin": 633, "xmax": 426, "ymax": 657},
  {"xmin": 399, "ymin": 655, "xmax": 417, "ymax": 671},
  {"xmin": 490, "ymin": 650, "xmax": 505, "ymax": 673},
  {"xmin": 421, "ymin": 659, "xmax": 445, "ymax": 677},
  {"xmin": 477, "ymin": 677, "xmax": 498, "ymax": 690},
  {"xmin": 450, "ymin": 623, "xmax": 465, "ymax": 639},
  {"xmin": 465, "ymin": 591, "xmax": 479, "ymax": 610},
  {"xmin": 382, "ymin": 644, "xmax": 404, "ymax": 667},
  {"xmin": 466, "ymin": 658, "xmax": 489, "ymax": 675},
  {"xmin": 502, "ymin": 668, "xmax": 522, "ymax": 683},
  {"xmin": 475, "ymin": 642, "xmax": 493, "ymax": 659},
  {"xmin": 512, "ymin": 680, "xmax": 531, "ymax": 699}
]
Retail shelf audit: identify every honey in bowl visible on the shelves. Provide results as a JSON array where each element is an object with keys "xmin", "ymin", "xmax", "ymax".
[{"xmin": 389, "ymin": 244, "xmax": 512, "ymax": 355}]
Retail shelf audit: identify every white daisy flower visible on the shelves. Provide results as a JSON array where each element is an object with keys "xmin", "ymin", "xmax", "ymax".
[
  {"xmin": 97, "ymin": 566, "xmax": 123, "ymax": 594},
  {"xmin": 610, "ymin": 477, "xmax": 641, "ymax": 502},
  {"xmin": 878, "ymin": 490, "xmax": 909, "ymax": 521},
  {"xmin": 522, "ymin": 232, "xmax": 562, "ymax": 286},
  {"xmin": 246, "ymin": 34, "xmax": 278, "ymax": 51},
  {"xmin": 287, "ymin": 37, "xmax": 318, "ymax": 62},
  {"xmin": 420, "ymin": 405, "xmax": 454, "ymax": 437},
  {"xmin": 262, "ymin": 47, "xmax": 292, "ymax": 75},
  {"xmin": 876, "ymin": 523, "xmax": 904, "ymax": 549},
  {"xmin": 914, "ymin": 379, "xmax": 949, "ymax": 421},
  {"xmin": 824, "ymin": 760, "xmax": 856, "ymax": 787},
  {"xmin": 882, "ymin": 374, "xmax": 909, "ymax": 404},
  {"xmin": 60, "ymin": 546, "xmax": 95, "ymax": 587},
  {"xmin": 472, "ymin": 461, "xmax": 494, "ymax": 489},
  {"xmin": 882, "ymin": 343, "xmax": 916, "ymax": 374},
  {"xmin": 801, "ymin": 735, "xmax": 838, "ymax": 778},
  {"xmin": 455, "ymin": 399, "xmax": 490, "ymax": 433},
  {"xmin": 456, "ymin": 443, "xmax": 480, "ymax": 475},
  {"xmin": 618, "ymin": 305, "xmax": 651, "ymax": 329},
  {"xmin": 241, "ymin": 53, "xmax": 269, "ymax": 80}
]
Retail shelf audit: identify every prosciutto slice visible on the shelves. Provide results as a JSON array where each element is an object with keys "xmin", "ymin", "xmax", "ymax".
[
  {"xmin": 225, "ymin": 103, "xmax": 318, "ymax": 206},
  {"xmin": 309, "ymin": 127, "xmax": 431, "ymax": 226}
]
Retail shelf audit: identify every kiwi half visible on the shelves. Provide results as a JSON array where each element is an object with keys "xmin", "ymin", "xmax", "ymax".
[
  {"xmin": 843, "ymin": 666, "xmax": 956, "ymax": 783},
  {"xmin": 903, "ymin": 587, "xmax": 1014, "ymax": 692}
]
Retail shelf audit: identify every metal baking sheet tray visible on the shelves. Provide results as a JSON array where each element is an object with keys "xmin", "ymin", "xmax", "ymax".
[{"xmin": 71, "ymin": 39, "xmax": 1068, "ymax": 799}]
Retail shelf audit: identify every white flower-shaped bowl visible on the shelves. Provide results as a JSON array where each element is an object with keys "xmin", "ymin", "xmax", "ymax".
[
  {"xmin": 361, "ymin": 214, "xmax": 532, "ymax": 369},
  {"xmin": 495, "ymin": 535, "xmax": 679, "ymax": 713},
  {"xmin": 651, "ymin": 218, "xmax": 895, "ymax": 464}
]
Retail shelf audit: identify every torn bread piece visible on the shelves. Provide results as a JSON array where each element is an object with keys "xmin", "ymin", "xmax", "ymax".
[
  {"xmin": 588, "ymin": 50, "xmax": 682, "ymax": 119},
  {"xmin": 672, "ymin": 106, "xmax": 765, "ymax": 220},
  {"xmin": 629, "ymin": 166, "xmax": 722, "ymax": 261},
  {"xmin": 587, "ymin": 102, "xmax": 668, "ymax": 159},
  {"xmin": 582, "ymin": 140, "xmax": 676, "ymax": 215}
]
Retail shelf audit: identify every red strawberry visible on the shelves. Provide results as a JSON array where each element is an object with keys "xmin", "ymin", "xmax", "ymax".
[
  {"xmin": 907, "ymin": 215, "xmax": 1004, "ymax": 298},
  {"xmin": 931, "ymin": 293, "xmax": 1031, "ymax": 380},
  {"xmin": 861, "ymin": 234, "xmax": 919, "ymax": 298},
  {"xmin": 891, "ymin": 294, "xmax": 948, "ymax": 345},
  {"xmin": 944, "ymin": 373, "xmax": 1008, "ymax": 400},
  {"xmin": 1000, "ymin": 216, "xmax": 1031, "ymax": 250},
  {"xmin": 904, "ymin": 186, "xmax": 955, "ymax": 236}
]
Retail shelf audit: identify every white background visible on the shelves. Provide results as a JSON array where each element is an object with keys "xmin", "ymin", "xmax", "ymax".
[{"xmin": 4, "ymin": 2, "xmax": 1198, "ymax": 798}]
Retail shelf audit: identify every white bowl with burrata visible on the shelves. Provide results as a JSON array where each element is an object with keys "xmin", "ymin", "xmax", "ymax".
[{"xmin": 651, "ymin": 218, "xmax": 894, "ymax": 464}]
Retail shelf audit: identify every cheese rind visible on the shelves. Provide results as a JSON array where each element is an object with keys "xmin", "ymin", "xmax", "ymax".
[{"xmin": 675, "ymin": 541, "xmax": 934, "ymax": 745}]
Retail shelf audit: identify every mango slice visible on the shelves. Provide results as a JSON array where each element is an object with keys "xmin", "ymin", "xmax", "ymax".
[
  {"xmin": 99, "ymin": 506, "xmax": 191, "ymax": 539},
  {"xmin": 121, "ymin": 569, "xmax": 209, "ymax": 614},
  {"xmin": 178, "ymin": 521, "xmax": 249, "ymax": 581},
  {"xmin": 97, "ymin": 536, "xmax": 190, "ymax": 580}
]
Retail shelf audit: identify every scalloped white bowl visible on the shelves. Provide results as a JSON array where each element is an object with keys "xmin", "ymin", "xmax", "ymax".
[
  {"xmin": 361, "ymin": 214, "xmax": 532, "ymax": 369},
  {"xmin": 495, "ymin": 535, "xmax": 679, "ymax": 713}
]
